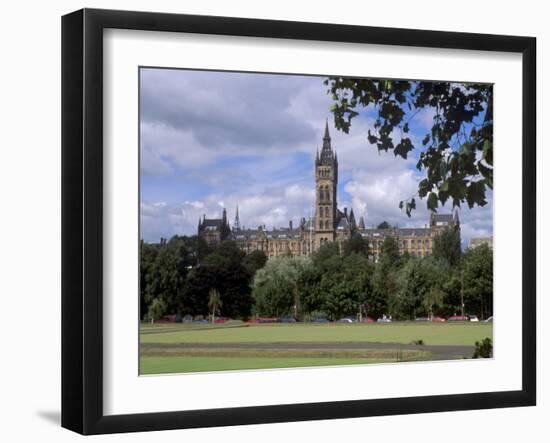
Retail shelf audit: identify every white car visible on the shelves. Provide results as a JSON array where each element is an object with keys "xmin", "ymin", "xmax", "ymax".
[{"xmin": 469, "ymin": 315, "xmax": 479, "ymax": 322}]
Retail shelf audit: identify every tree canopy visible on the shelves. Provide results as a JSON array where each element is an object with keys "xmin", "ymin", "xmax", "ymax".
[{"xmin": 325, "ymin": 78, "xmax": 492, "ymax": 216}]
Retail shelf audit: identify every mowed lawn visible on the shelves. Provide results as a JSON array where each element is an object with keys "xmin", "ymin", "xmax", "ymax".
[
  {"xmin": 140, "ymin": 322, "xmax": 492, "ymax": 346},
  {"xmin": 140, "ymin": 322, "xmax": 492, "ymax": 374},
  {"xmin": 140, "ymin": 356, "xmax": 389, "ymax": 374}
]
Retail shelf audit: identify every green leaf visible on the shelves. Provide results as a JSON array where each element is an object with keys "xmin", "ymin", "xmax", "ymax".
[
  {"xmin": 394, "ymin": 138, "xmax": 413, "ymax": 159},
  {"xmin": 478, "ymin": 161, "xmax": 493, "ymax": 189},
  {"xmin": 427, "ymin": 192, "xmax": 439, "ymax": 212}
]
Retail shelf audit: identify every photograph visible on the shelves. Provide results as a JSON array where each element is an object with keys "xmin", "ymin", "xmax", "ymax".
[{"xmin": 138, "ymin": 68, "xmax": 494, "ymax": 375}]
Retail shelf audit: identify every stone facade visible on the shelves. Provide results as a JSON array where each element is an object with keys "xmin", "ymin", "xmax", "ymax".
[
  {"xmin": 198, "ymin": 122, "xmax": 460, "ymax": 260},
  {"xmin": 469, "ymin": 236, "xmax": 493, "ymax": 250}
]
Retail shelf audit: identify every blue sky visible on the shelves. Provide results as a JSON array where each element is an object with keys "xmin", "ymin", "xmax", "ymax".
[{"xmin": 140, "ymin": 68, "xmax": 493, "ymax": 247}]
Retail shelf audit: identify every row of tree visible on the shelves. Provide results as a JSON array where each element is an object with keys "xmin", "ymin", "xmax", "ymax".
[{"xmin": 140, "ymin": 227, "xmax": 493, "ymax": 322}]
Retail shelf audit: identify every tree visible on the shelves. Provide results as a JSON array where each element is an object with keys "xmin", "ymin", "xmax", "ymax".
[
  {"xmin": 311, "ymin": 241, "xmax": 341, "ymax": 272},
  {"xmin": 325, "ymin": 78, "xmax": 492, "ymax": 215},
  {"xmin": 140, "ymin": 241, "xmax": 159, "ymax": 320},
  {"xmin": 199, "ymin": 242, "xmax": 253, "ymax": 319},
  {"xmin": 392, "ymin": 256, "xmax": 447, "ymax": 320},
  {"xmin": 377, "ymin": 221, "xmax": 391, "ymax": 229},
  {"xmin": 380, "ymin": 236, "xmax": 401, "ymax": 266},
  {"xmin": 145, "ymin": 297, "xmax": 167, "ymax": 323},
  {"xmin": 342, "ymin": 234, "xmax": 370, "ymax": 257},
  {"xmin": 242, "ymin": 249, "xmax": 268, "ymax": 277},
  {"xmin": 463, "ymin": 244, "xmax": 493, "ymax": 319},
  {"xmin": 370, "ymin": 236, "xmax": 401, "ymax": 318},
  {"xmin": 208, "ymin": 288, "xmax": 222, "ymax": 323},
  {"xmin": 432, "ymin": 226, "xmax": 462, "ymax": 267},
  {"xmin": 296, "ymin": 263, "xmax": 323, "ymax": 318},
  {"xmin": 142, "ymin": 236, "xmax": 191, "ymax": 316},
  {"xmin": 182, "ymin": 241, "xmax": 254, "ymax": 319},
  {"xmin": 392, "ymin": 258, "xmax": 426, "ymax": 319},
  {"xmin": 342, "ymin": 252, "xmax": 374, "ymax": 320},
  {"xmin": 252, "ymin": 257, "xmax": 309, "ymax": 317}
]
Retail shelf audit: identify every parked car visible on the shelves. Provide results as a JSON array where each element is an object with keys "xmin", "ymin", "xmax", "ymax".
[
  {"xmin": 468, "ymin": 315, "xmax": 480, "ymax": 322},
  {"xmin": 447, "ymin": 315, "xmax": 469, "ymax": 321},
  {"xmin": 431, "ymin": 316, "xmax": 446, "ymax": 322},
  {"xmin": 337, "ymin": 317, "xmax": 357, "ymax": 323},
  {"xmin": 361, "ymin": 316, "xmax": 376, "ymax": 323},
  {"xmin": 377, "ymin": 315, "xmax": 392, "ymax": 323},
  {"xmin": 280, "ymin": 316, "xmax": 297, "ymax": 323},
  {"xmin": 415, "ymin": 317, "xmax": 429, "ymax": 322},
  {"xmin": 484, "ymin": 316, "xmax": 493, "ymax": 323},
  {"xmin": 312, "ymin": 316, "xmax": 329, "ymax": 323},
  {"xmin": 214, "ymin": 316, "xmax": 230, "ymax": 324}
]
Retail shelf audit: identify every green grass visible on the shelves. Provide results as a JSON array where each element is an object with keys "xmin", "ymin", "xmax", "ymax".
[
  {"xmin": 140, "ymin": 356, "xmax": 390, "ymax": 374},
  {"xmin": 140, "ymin": 322, "xmax": 492, "ymax": 346},
  {"xmin": 139, "ymin": 322, "xmax": 491, "ymax": 375}
]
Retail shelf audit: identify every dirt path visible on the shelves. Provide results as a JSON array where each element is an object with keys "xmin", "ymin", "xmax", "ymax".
[{"xmin": 141, "ymin": 341, "xmax": 474, "ymax": 361}]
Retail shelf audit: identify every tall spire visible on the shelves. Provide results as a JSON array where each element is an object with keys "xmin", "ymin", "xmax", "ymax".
[
  {"xmin": 320, "ymin": 119, "xmax": 335, "ymax": 165},
  {"xmin": 234, "ymin": 203, "xmax": 240, "ymax": 231},
  {"xmin": 323, "ymin": 118, "xmax": 330, "ymax": 141},
  {"xmin": 349, "ymin": 208, "xmax": 356, "ymax": 230}
]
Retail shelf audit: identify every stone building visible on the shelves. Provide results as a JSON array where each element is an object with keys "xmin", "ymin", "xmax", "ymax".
[
  {"xmin": 197, "ymin": 208, "xmax": 230, "ymax": 247},
  {"xmin": 469, "ymin": 236, "xmax": 493, "ymax": 250},
  {"xmin": 198, "ymin": 122, "xmax": 460, "ymax": 260}
]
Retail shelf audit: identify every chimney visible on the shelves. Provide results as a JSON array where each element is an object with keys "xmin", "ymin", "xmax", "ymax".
[
  {"xmin": 289, "ymin": 220, "xmax": 293, "ymax": 231},
  {"xmin": 344, "ymin": 207, "xmax": 348, "ymax": 217}
]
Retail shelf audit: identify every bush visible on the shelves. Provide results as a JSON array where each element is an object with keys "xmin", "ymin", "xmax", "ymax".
[{"xmin": 472, "ymin": 337, "xmax": 493, "ymax": 358}]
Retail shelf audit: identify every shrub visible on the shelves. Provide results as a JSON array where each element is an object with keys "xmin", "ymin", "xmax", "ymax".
[{"xmin": 472, "ymin": 337, "xmax": 493, "ymax": 358}]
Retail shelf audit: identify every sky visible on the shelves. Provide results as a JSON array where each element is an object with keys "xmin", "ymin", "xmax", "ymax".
[{"xmin": 139, "ymin": 68, "xmax": 493, "ymax": 248}]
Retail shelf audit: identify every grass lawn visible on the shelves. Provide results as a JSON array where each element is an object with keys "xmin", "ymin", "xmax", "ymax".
[
  {"xmin": 140, "ymin": 356, "xmax": 391, "ymax": 374},
  {"xmin": 140, "ymin": 322, "xmax": 492, "ymax": 346},
  {"xmin": 139, "ymin": 322, "xmax": 492, "ymax": 374}
]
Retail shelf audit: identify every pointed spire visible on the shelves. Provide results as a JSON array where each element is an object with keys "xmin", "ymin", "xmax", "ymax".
[
  {"xmin": 234, "ymin": 203, "xmax": 240, "ymax": 231},
  {"xmin": 358, "ymin": 216, "xmax": 366, "ymax": 230},
  {"xmin": 320, "ymin": 119, "xmax": 335, "ymax": 165}
]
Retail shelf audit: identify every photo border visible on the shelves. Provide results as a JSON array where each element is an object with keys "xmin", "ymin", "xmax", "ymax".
[{"xmin": 62, "ymin": 8, "xmax": 536, "ymax": 435}]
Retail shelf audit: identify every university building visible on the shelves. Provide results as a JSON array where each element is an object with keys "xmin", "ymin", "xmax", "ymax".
[{"xmin": 198, "ymin": 122, "xmax": 459, "ymax": 261}]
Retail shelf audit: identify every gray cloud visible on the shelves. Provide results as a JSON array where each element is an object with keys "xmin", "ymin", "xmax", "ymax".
[
  {"xmin": 140, "ymin": 69, "xmax": 320, "ymax": 165},
  {"xmin": 140, "ymin": 69, "xmax": 493, "ymax": 247}
]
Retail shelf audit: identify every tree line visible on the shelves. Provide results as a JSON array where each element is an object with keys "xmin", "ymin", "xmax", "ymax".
[{"xmin": 140, "ymin": 227, "xmax": 493, "ymax": 322}]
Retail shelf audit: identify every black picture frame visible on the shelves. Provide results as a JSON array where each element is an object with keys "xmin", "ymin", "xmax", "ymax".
[{"xmin": 61, "ymin": 8, "xmax": 536, "ymax": 435}]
